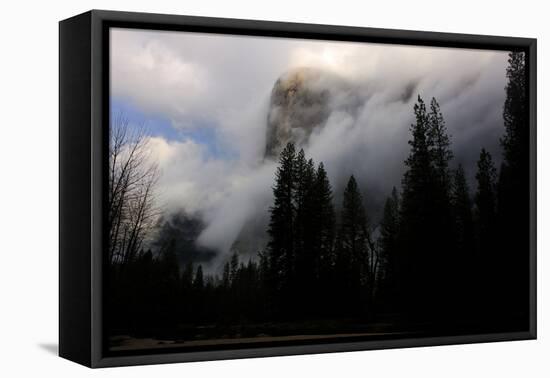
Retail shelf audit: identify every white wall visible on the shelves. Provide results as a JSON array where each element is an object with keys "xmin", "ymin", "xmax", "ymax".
[{"xmin": 0, "ymin": 0, "xmax": 547, "ymax": 376}]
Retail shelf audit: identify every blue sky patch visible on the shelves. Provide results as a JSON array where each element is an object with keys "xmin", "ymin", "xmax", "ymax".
[{"xmin": 111, "ymin": 96, "xmax": 237, "ymax": 160}]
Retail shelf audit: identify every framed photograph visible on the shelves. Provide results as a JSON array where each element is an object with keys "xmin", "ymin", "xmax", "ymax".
[{"xmin": 59, "ymin": 10, "xmax": 536, "ymax": 368}]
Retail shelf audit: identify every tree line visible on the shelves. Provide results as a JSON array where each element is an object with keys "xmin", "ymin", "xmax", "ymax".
[{"xmin": 107, "ymin": 51, "xmax": 528, "ymax": 338}]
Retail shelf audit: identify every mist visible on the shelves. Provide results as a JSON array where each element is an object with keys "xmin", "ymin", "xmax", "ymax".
[{"xmin": 111, "ymin": 28, "xmax": 510, "ymax": 270}]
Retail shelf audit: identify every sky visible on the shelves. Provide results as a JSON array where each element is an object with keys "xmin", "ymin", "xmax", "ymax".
[{"xmin": 110, "ymin": 27, "xmax": 511, "ymax": 267}]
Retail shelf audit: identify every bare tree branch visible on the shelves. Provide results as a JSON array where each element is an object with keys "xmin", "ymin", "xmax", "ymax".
[{"xmin": 108, "ymin": 115, "xmax": 161, "ymax": 266}]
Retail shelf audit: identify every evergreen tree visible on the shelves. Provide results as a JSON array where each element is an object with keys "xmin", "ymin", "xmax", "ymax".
[
  {"xmin": 501, "ymin": 52, "xmax": 528, "ymax": 168},
  {"xmin": 474, "ymin": 148, "xmax": 498, "ymax": 317},
  {"xmin": 428, "ymin": 97, "xmax": 453, "ymax": 185},
  {"xmin": 452, "ymin": 164, "xmax": 475, "ymax": 254},
  {"xmin": 399, "ymin": 95, "xmax": 435, "ymax": 315},
  {"xmin": 399, "ymin": 95, "xmax": 454, "ymax": 319},
  {"xmin": 294, "ymin": 150, "xmax": 317, "ymax": 316},
  {"xmin": 475, "ymin": 149, "xmax": 497, "ymax": 249},
  {"xmin": 190, "ymin": 264, "xmax": 205, "ymax": 320},
  {"xmin": 451, "ymin": 164, "xmax": 475, "ymax": 314},
  {"xmin": 497, "ymin": 51, "xmax": 529, "ymax": 323},
  {"xmin": 313, "ymin": 163, "xmax": 336, "ymax": 280},
  {"xmin": 257, "ymin": 250, "xmax": 270, "ymax": 318},
  {"xmin": 230, "ymin": 251, "xmax": 239, "ymax": 284},
  {"xmin": 267, "ymin": 142, "xmax": 297, "ymax": 316},
  {"xmin": 222, "ymin": 261, "xmax": 231, "ymax": 289},
  {"xmin": 308, "ymin": 162, "xmax": 336, "ymax": 316},
  {"xmin": 335, "ymin": 175, "xmax": 369, "ymax": 315},
  {"xmin": 378, "ymin": 187, "xmax": 400, "ymax": 309},
  {"xmin": 194, "ymin": 264, "xmax": 204, "ymax": 291},
  {"xmin": 401, "ymin": 95, "xmax": 433, "ymax": 219},
  {"xmin": 427, "ymin": 97, "xmax": 455, "ymax": 312}
]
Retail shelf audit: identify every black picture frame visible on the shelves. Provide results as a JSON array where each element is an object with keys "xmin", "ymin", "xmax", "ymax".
[{"xmin": 59, "ymin": 9, "xmax": 537, "ymax": 368}]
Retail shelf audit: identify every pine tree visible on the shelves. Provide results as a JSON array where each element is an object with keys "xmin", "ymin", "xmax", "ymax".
[
  {"xmin": 497, "ymin": 51, "xmax": 529, "ymax": 323},
  {"xmin": 475, "ymin": 149, "xmax": 497, "ymax": 248},
  {"xmin": 230, "ymin": 251, "xmax": 239, "ymax": 284},
  {"xmin": 306, "ymin": 162, "xmax": 336, "ymax": 316},
  {"xmin": 399, "ymin": 95, "xmax": 454, "ymax": 318},
  {"xmin": 335, "ymin": 175, "xmax": 369, "ymax": 315},
  {"xmin": 339, "ymin": 176, "xmax": 368, "ymax": 265},
  {"xmin": 222, "ymin": 261, "xmax": 231, "ymax": 289},
  {"xmin": 427, "ymin": 98, "xmax": 455, "ymax": 309},
  {"xmin": 401, "ymin": 95, "xmax": 433, "ymax": 217},
  {"xmin": 399, "ymin": 95, "xmax": 434, "ymax": 315},
  {"xmin": 267, "ymin": 142, "xmax": 297, "ymax": 316},
  {"xmin": 294, "ymin": 150, "xmax": 316, "ymax": 297},
  {"xmin": 451, "ymin": 164, "xmax": 475, "ymax": 314},
  {"xmin": 501, "ymin": 52, "xmax": 528, "ymax": 168},
  {"xmin": 258, "ymin": 250, "xmax": 269, "ymax": 290},
  {"xmin": 380, "ymin": 188, "xmax": 400, "ymax": 274},
  {"xmin": 257, "ymin": 250, "xmax": 270, "ymax": 318},
  {"xmin": 452, "ymin": 164, "xmax": 475, "ymax": 254},
  {"xmin": 313, "ymin": 163, "xmax": 336, "ymax": 280},
  {"xmin": 191, "ymin": 264, "xmax": 205, "ymax": 320},
  {"xmin": 474, "ymin": 148, "xmax": 498, "ymax": 316},
  {"xmin": 378, "ymin": 187, "xmax": 400, "ymax": 309},
  {"xmin": 428, "ymin": 97, "xmax": 453, "ymax": 186},
  {"xmin": 194, "ymin": 264, "xmax": 204, "ymax": 291}
]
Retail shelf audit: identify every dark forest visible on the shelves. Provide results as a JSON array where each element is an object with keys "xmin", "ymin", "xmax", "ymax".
[{"xmin": 106, "ymin": 52, "xmax": 529, "ymax": 352}]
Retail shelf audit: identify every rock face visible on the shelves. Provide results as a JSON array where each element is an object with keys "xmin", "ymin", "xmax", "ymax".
[
  {"xmin": 265, "ymin": 67, "xmax": 363, "ymax": 158},
  {"xmin": 265, "ymin": 68, "xmax": 333, "ymax": 158}
]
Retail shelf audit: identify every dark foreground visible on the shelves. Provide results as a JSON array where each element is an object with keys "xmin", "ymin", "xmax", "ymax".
[{"xmin": 108, "ymin": 315, "xmax": 523, "ymax": 355}]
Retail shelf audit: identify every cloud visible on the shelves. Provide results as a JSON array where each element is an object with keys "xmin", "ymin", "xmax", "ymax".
[{"xmin": 111, "ymin": 28, "xmax": 510, "ymax": 264}]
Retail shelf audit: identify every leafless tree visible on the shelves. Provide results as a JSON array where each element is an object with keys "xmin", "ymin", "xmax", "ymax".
[{"xmin": 108, "ymin": 114, "xmax": 160, "ymax": 266}]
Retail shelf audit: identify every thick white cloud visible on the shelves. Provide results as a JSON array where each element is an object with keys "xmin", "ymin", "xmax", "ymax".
[
  {"xmin": 144, "ymin": 136, "xmax": 275, "ymax": 262},
  {"xmin": 111, "ymin": 28, "xmax": 510, "ymax": 263}
]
